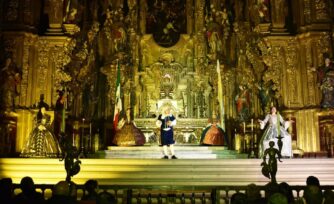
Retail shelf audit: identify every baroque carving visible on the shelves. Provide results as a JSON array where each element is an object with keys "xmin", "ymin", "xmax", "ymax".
[
  {"xmin": 304, "ymin": 40, "xmax": 317, "ymax": 106},
  {"xmin": 303, "ymin": 0, "xmax": 311, "ymax": 24},
  {"xmin": 23, "ymin": 0, "xmax": 33, "ymax": 25},
  {"xmin": 6, "ymin": 0, "xmax": 19, "ymax": 21},
  {"xmin": 47, "ymin": 0, "xmax": 64, "ymax": 25},
  {"xmin": 314, "ymin": 0, "xmax": 330, "ymax": 21},
  {"xmin": 37, "ymin": 40, "xmax": 50, "ymax": 98},
  {"xmin": 21, "ymin": 34, "xmax": 37, "ymax": 107},
  {"xmin": 264, "ymin": 45, "xmax": 282, "ymax": 100},
  {"xmin": 285, "ymin": 40, "xmax": 299, "ymax": 104}
]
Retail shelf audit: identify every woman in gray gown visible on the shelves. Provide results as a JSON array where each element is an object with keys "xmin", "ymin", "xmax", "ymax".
[{"xmin": 258, "ymin": 106, "xmax": 292, "ymax": 158}]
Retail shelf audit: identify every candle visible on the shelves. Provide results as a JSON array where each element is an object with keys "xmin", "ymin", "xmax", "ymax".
[
  {"xmin": 90, "ymin": 122, "xmax": 92, "ymax": 136},
  {"xmin": 243, "ymin": 122, "xmax": 246, "ymax": 134},
  {"xmin": 139, "ymin": 94, "xmax": 142, "ymax": 107},
  {"xmin": 251, "ymin": 119, "xmax": 254, "ymax": 132}
]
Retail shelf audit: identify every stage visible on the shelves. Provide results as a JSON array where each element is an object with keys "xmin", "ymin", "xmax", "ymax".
[{"xmin": 1, "ymin": 146, "xmax": 334, "ymax": 187}]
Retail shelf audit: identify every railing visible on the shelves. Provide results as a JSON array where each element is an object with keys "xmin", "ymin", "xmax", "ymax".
[{"xmin": 12, "ymin": 184, "xmax": 334, "ymax": 203}]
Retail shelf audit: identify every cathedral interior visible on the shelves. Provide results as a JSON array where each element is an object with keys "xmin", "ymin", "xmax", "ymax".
[{"xmin": 0, "ymin": 0, "xmax": 334, "ymax": 158}]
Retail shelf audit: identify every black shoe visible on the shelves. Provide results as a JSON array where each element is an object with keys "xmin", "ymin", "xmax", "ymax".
[
  {"xmin": 171, "ymin": 155, "xmax": 177, "ymax": 159},
  {"xmin": 162, "ymin": 155, "xmax": 168, "ymax": 159}
]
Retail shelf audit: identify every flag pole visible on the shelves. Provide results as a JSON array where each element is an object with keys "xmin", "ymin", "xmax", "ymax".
[
  {"xmin": 113, "ymin": 59, "xmax": 122, "ymax": 130},
  {"xmin": 217, "ymin": 60, "xmax": 225, "ymax": 130}
]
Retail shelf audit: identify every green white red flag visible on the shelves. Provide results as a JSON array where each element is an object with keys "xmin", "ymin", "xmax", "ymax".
[{"xmin": 113, "ymin": 61, "xmax": 122, "ymax": 129}]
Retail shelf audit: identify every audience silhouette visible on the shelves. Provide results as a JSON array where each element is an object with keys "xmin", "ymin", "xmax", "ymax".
[
  {"xmin": 1, "ymin": 175, "xmax": 333, "ymax": 203},
  {"xmin": 13, "ymin": 176, "xmax": 45, "ymax": 204},
  {"xmin": 46, "ymin": 180, "xmax": 77, "ymax": 204},
  {"xmin": 0, "ymin": 178, "xmax": 14, "ymax": 204}
]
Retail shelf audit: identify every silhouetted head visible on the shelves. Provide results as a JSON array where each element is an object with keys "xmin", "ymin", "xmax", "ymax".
[
  {"xmin": 53, "ymin": 181, "xmax": 70, "ymax": 196},
  {"xmin": 269, "ymin": 141, "xmax": 275, "ymax": 147},
  {"xmin": 230, "ymin": 192, "xmax": 247, "ymax": 204},
  {"xmin": 84, "ymin": 179, "xmax": 98, "ymax": 194},
  {"xmin": 246, "ymin": 183, "xmax": 261, "ymax": 201},
  {"xmin": 267, "ymin": 193, "xmax": 288, "ymax": 204},
  {"xmin": 20, "ymin": 177, "xmax": 35, "ymax": 194},
  {"xmin": 0, "ymin": 178, "xmax": 13, "ymax": 196},
  {"xmin": 279, "ymin": 182, "xmax": 294, "ymax": 203},
  {"xmin": 306, "ymin": 176, "xmax": 320, "ymax": 187}
]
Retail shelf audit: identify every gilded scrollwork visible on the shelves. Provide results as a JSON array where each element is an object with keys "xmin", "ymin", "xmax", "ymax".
[
  {"xmin": 304, "ymin": 40, "xmax": 317, "ymax": 106},
  {"xmin": 23, "ymin": 0, "xmax": 32, "ymax": 24},
  {"xmin": 47, "ymin": 0, "xmax": 64, "ymax": 24},
  {"xmin": 303, "ymin": 0, "xmax": 311, "ymax": 24},
  {"xmin": 2, "ymin": 0, "xmax": 334, "ymax": 152},
  {"xmin": 37, "ymin": 40, "xmax": 50, "ymax": 98},
  {"xmin": 314, "ymin": 0, "xmax": 330, "ymax": 21},
  {"xmin": 264, "ymin": 45, "xmax": 282, "ymax": 100},
  {"xmin": 51, "ymin": 44, "xmax": 73, "ymax": 91},
  {"xmin": 21, "ymin": 34, "xmax": 37, "ymax": 107},
  {"xmin": 285, "ymin": 40, "xmax": 299, "ymax": 104},
  {"xmin": 270, "ymin": 0, "xmax": 288, "ymax": 29},
  {"xmin": 6, "ymin": 0, "xmax": 19, "ymax": 21}
]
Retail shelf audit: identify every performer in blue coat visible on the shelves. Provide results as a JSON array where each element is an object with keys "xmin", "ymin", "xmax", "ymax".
[{"xmin": 156, "ymin": 106, "xmax": 177, "ymax": 159}]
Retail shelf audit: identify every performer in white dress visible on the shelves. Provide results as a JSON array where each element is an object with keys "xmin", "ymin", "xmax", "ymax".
[{"xmin": 258, "ymin": 106, "xmax": 292, "ymax": 158}]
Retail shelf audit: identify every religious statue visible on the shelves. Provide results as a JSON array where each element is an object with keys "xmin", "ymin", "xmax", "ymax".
[
  {"xmin": 258, "ymin": 0, "xmax": 270, "ymax": 23},
  {"xmin": 21, "ymin": 104, "xmax": 62, "ymax": 158},
  {"xmin": 113, "ymin": 108, "xmax": 145, "ymax": 146},
  {"xmin": 47, "ymin": 0, "xmax": 63, "ymax": 24},
  {"xmin": 271, "ymin": 0, "xmax": 288, "ymax": 29},
  {"xmin": 257, "ymin": 80, "xmax": 274, "ymax": 113},
  {"xmin": 0, "ymin": 57, "xmax": 21, "ymax": 113},
  {"xmin": 261, "ymin": 141, "xmax": 282, "ymax": 183},
  {"xmin": 207, "ymin": 29, "xmax": 223, "ymax": 55},
  {"xmin": 235, "ymin": 85, "xmax": 250, "ymax": 122},
  {"xmin": 63, "ymin": 0, "xmax": 79, "ymax": 24},
  {"xmin": 59, "ymin": 133, "xmax": 81, "ymax": 182},
  {"xmin": 317, "ymin": 55, "xmax": 334, "ymax": 108}
]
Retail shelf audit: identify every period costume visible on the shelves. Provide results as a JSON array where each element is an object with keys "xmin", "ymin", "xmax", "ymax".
[
  {"xmin": 21, "ymin": 110, "xmax": 61, "ymax": 157},
  {"xmin": 259, "ymin": 113, "xmax": 292, "ymax": 157},
  {"xmin": 200, "ymin": 123, "xmax": 228, "ymax": 146},
  {"xmin": 113, "ymin": 119, "xmax": 145, "ymax": 146},
  {"xmin": 156, "ymin": 113, "xmax": 176, "ymax": 145}
]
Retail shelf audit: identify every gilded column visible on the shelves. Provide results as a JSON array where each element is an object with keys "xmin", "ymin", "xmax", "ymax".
[
  {"xmin": 37, "ymin": 40, "xmax": 50, "ymax": 104},
  {"xmin": 139, "ymin": 0, "xmax": 146, "ymax": 34},
  {"xmin": 51, "ymin": 43, "xmax": 73, "ymax": 104},
  {"xmin": 284, "ymin": 39, "xmax": 302, "ymax": 108},
  {"xmin": 20, "ymin": 33, "xmax": 37, "ymax": 107},
  {"xmin": 313, "ymin": 0, "xmax": 331, "ymax": 22},
  {"xmin": 296, "ymin": 109, "xmax": 320, "ymax": 152},
  {"xmin": 302, "ymin": 38, "xmax": 318, "ymax": 106},
  {"xmin": 186, "ymin": 0, "xmax": 194, "ymax": 35},
  {"xmin": 194, "ymin": 0, "xmax": 205, "ymax": 34}
]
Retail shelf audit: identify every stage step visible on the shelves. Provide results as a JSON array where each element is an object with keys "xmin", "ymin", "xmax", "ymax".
[
  {"xmin": 97, "ymin": 145, "xmax": 249, "ymax": 159},
  {"xmin": 1, "ymin": 158, "xmax": 334, "ymax": 187}
]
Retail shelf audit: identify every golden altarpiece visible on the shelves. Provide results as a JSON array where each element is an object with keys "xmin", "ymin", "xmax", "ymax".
[{"xmin": 0, "ymin": 0, "xmax": 333, "ymax": 157}]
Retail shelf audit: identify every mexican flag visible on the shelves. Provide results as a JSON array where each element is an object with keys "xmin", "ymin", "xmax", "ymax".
[{"xmin": 113, "ymin": 61, "xmax": 122, "ymax": 130}]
